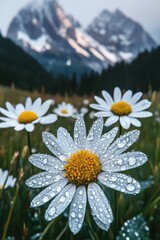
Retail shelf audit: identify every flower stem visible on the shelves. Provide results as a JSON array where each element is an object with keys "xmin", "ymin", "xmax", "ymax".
[
  {"xmin": 27, "ymin": 132, "xmax": 32, "ymax": 155},
  {"xmin": 2, "ymin": 183, "xmax": 19, "ymax": 240}
]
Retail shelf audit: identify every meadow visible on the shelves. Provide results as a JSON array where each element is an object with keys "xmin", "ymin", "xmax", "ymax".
[{"xmin": 0, "ymin": 85, "xmax": 160, "ymax": 240}]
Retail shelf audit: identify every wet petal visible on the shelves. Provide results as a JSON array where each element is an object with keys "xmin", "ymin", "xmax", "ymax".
[
  {"xmin": 42, "ymin": 131, "xmax": 66, "ymax": 160},
  {"xmin": 87, "ymin": 118, "xmax": 103, "ymax": 152},
  {"xmin": 96, "ymin": 127, "xmax": 118, "ymax": 157},
  {"xmin": 69, "ymin": 186, "xmax": 87, "ymax": 234},
  {"xmin": 26, "ymin": 172, "xmax": 64, "ymax": 188},
  {"xmin": 104, "ymin": 130, "xmax": 140, "ymax": 159},
  {"xmin": 88, "ymin": 183, "xmax": 113, "ymax": 226},
  {"xmin": 45, "ymin": 184, "xmax": 76, "ymax": 221},
  {"xmin": 57, "ymin": 127, "xmax": 77, "ymax": 157},
  {"xmin": 92, "ymin": 211, "xmax": 111, "ymax": 231},
  {"xmin": 102, "ymin": 151, "xmax": 147, "ymax": 172},
  {"xmin": 98, "ymin": 172, "xmax": 141, "ymax": 195},
  {"xmin": 30, "ymin": 178, "xmax": 68, "ymax": 207},
  {"xmin": 74, "ymin": 117, "xmax": 87, "ymax": 150},
  {"xmin": 29, "ymin": 154, "xmax": 65, "ymax": 172}
]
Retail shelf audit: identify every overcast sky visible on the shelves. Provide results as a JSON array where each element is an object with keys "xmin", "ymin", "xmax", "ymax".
[{"xmin": 0, "ymin": 0, "xmax": 160, "ymax": 43}]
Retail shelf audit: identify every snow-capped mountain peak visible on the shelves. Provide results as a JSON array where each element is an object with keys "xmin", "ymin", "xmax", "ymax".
[{"xmin": 7, "ymin": 0, "xmax": 157, "ymax": 76}]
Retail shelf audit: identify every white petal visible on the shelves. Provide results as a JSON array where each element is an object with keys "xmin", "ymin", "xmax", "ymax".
[
  {"xmin": 113, "ymin": 87, "xmax": 122, "ymax": 102},
  {"xmin": 0, "ymin": 107, "xmax": 17, "ymax": 119},
  {"xmin": 39, "ymin": 114, "xmax": 57, "ymax": 124},
  {"xmin": 45, "ymin": 184, "xmax": 76, "ymax": 221},
  {"xmin": 74, "ymin": 117, "xmax": 87, "ymax": 150},
  {"xmin": 57, "ymin": 127, "xmax": 77, "ymax": 157},
  {"xmin": 105, "ymin": 116, "xmax": 119, "ymax": 126},
  {"xmin": 37, "ymin": 100, "xmax": 52, "ymax": 117},
  {"xmin": 0, "ymin": 122, "xmax": 11, "ymax": 128},
  {"xmin": 6, "ymin": 102, "xmax": 16, "ymax": 113},
  {"xmin": 103, "ymin": 130, "xmax": 140, "ymax": 160},
  {"xmin": 119, "ymin": 116, "xmax": 131, "ymax": 129},
  {"xmin": 14, "ymin": 124, "xmax": 25, "ymax": 131},
  {"xmin": 42, "ymin": 131, "xmax": 66, "ymax": 159},
  {"xmin": 29, "ymin": 154, "xmax": 65, "ymax": 172},
  {"xmin": 15, "ymin": 103, "xmax": 25, "ymax": 115},
  {"xmin": 132, "ymin": 99, "xmax": 151, "ymax": 112},
  {"xmin": 102, "ymin": 151, "xmax": 147, "ymax": 172},
  {"xmin": 94, "ymin": 111, "xmax": 112, "ymax": 117},
  {"xmin": 87, "ymin": 118, "xmax": 103, "ymax": 152},
  {"xmin": 129, "ymin": 111, "xmax": 153, "ymax": 118},
  {"xmin": 31, "ymin": 98, "xmax": 42, "ymax": 112},
  {"xmin": 69, "ymin": 186, "xmax": 87, "ymax": 234},
  {"xmin": 91, "ymin": 211, "xmax": 111, "ymax": 231},
  {"xmin": 88, "ymin": 183, "xmax": 113, "ymax": 227},
  {"xmin": 26, "ymin": 172, "xmax": 64, "ymax": 188},
  {"xmin": 25, "ymin": 123, "xmax": 35, "ymax": 132},
  {"xmin": 96, "ymin": 127, "xmax": 118, "ymax": 157},
  {"xmin": 122, "ymin": 90, "xmax": 132, "ymax": 102},
  {"xmin": 25, "ymin": 97, "xmax": 32, "ymax": 109},
  {"xmin": 131, "ymin": 92, "xmax": 143, "ymax": 104},
  {"xmin": 98, "ymin": 172, "xmax": 141, "ymax": 195},
  {"xmin": 102, "ymin": 90, "xmax": 114, "ymax": 105},
  {"xmin": 129, "ymin": 118, "xmax": 141, "ymax": 127},
  {"xmin": 94, "ymin": 96, "xmax": 109, "ymax": 108},
  {"xmin": 90, "ymin": 103, "xmax": 107, "ymax": 111},
  {"xmin": 30, "ymin": 178, "xmax": 68, "ymax": 207}
]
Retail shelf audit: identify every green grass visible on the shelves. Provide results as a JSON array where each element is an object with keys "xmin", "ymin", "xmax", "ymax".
[{"xmin": 0, "ymin": 85, "xmax": 160, "ymax": 240}]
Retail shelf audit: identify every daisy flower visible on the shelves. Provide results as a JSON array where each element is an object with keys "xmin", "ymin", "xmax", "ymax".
[
  {"xmin": 53, "ymin": 102, "xmax": 77, "ymax": 118},
  {"xmin": 90, "ymin": 87, "xmax": 152, "ymax": 129},
  {"xmin": 26, "ymin": 117, "xmax": 148, "ymax": 234},
  {"xmin": 0, "ymin": 97, "xmax": 57, "ymax": 132},
  {"xmin": 0, "ymin": 168, "xmax": 16, "ymax": 189}
]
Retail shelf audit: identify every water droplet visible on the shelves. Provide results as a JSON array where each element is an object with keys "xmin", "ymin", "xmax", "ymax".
[
  {"xmin": 59, "ymin": 196, "xmax": 66, "ymax": 203},
  {"xmin": 78, "ymin": 190, "xmax": 83, "ymax": 195},
  {"xmin": 48, "ymin": 207, "xmax": 56, "ymax": 216},
  {"xmin": 43, "ymin": 158, "xmax": 47, "ymax": 164},
  {"xmin": 43, "ymin": 196, "xmax": 49, "ymax": 203},
  {"xmin": 73, "ymin": 203, "xmax": 76, "ymax": 207},
  {"xmin": 126, "ymin": 183, "xmax": 135, "ymax": 191},
  {"xmin": 129, "ymin": 156, "xmax": 136, "ymax": 166},
  {"xmin": 57, "ymin": 186, "xmax": 62, "ymax": 192},
  {"xmin": 117, "ymin": 159, "xmax": 123, "ymax": 165},
  {"xmin": 117, "ymin": 140, "xmax": 126, "ymax": 148},
  {"xmin": 110, "ymin": 174, "xmax": 117, "ymax": 182},
  {"xmin": 71, "ymin": 211, "xmax": 76, "ymax": 218},
  {"xmin": 65, "ymin": 191, "xmax": 69, "ymax": 197},
  {"xmin": 78, "ymin": 204, "xmax": 83, "ymax": 209},
  {"xmin": 78, "ymin": 213, "xmax": 82, "ymax": 218}
]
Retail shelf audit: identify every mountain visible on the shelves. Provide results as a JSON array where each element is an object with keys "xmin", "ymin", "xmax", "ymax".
[
  {"xmin": 86, "ymin": 9, "xmax": 157, "ymax": 59},
  {"xmin": 7, "ymin": 0, "xmax": 157, "ymax": 76},
  {"xmin": 7, "ymin": 0, "xmax": 119, "ymax": 76},
  {"xmin": 0, "ymin": 34, "xmax": 56, "ymax": 91}
]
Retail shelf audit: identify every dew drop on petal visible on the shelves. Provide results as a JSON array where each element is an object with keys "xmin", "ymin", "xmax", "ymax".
[
  {"xmin": 126, "ymin": 184, "xmax": 135, "ymax": 191},
  {"xmin": 48, "ymin": 207, "xmax": 56, "ymax": 216},
  {"xmin": 129, "ymin": 156, "xmax": 136, "ymax": 166},
  {"xmin": 59, "ymin": 196, "xmax": 66, "ymax": 203}
]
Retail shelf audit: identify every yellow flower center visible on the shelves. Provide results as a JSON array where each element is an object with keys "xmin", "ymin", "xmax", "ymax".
[
  {"xmin": 18, "ymin": 111, "xmax": 38, "ymax": 124},
  {"xmin": 64, "ymin": 150, "xmax": 101, "ymax": 186},
  {"xmin": 61, "ymin": 109, "xmax": 68, "ymax": 114},
  {"xmin": 111, "ymin": 101, "xmax": 132, "ymax": 116}
]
